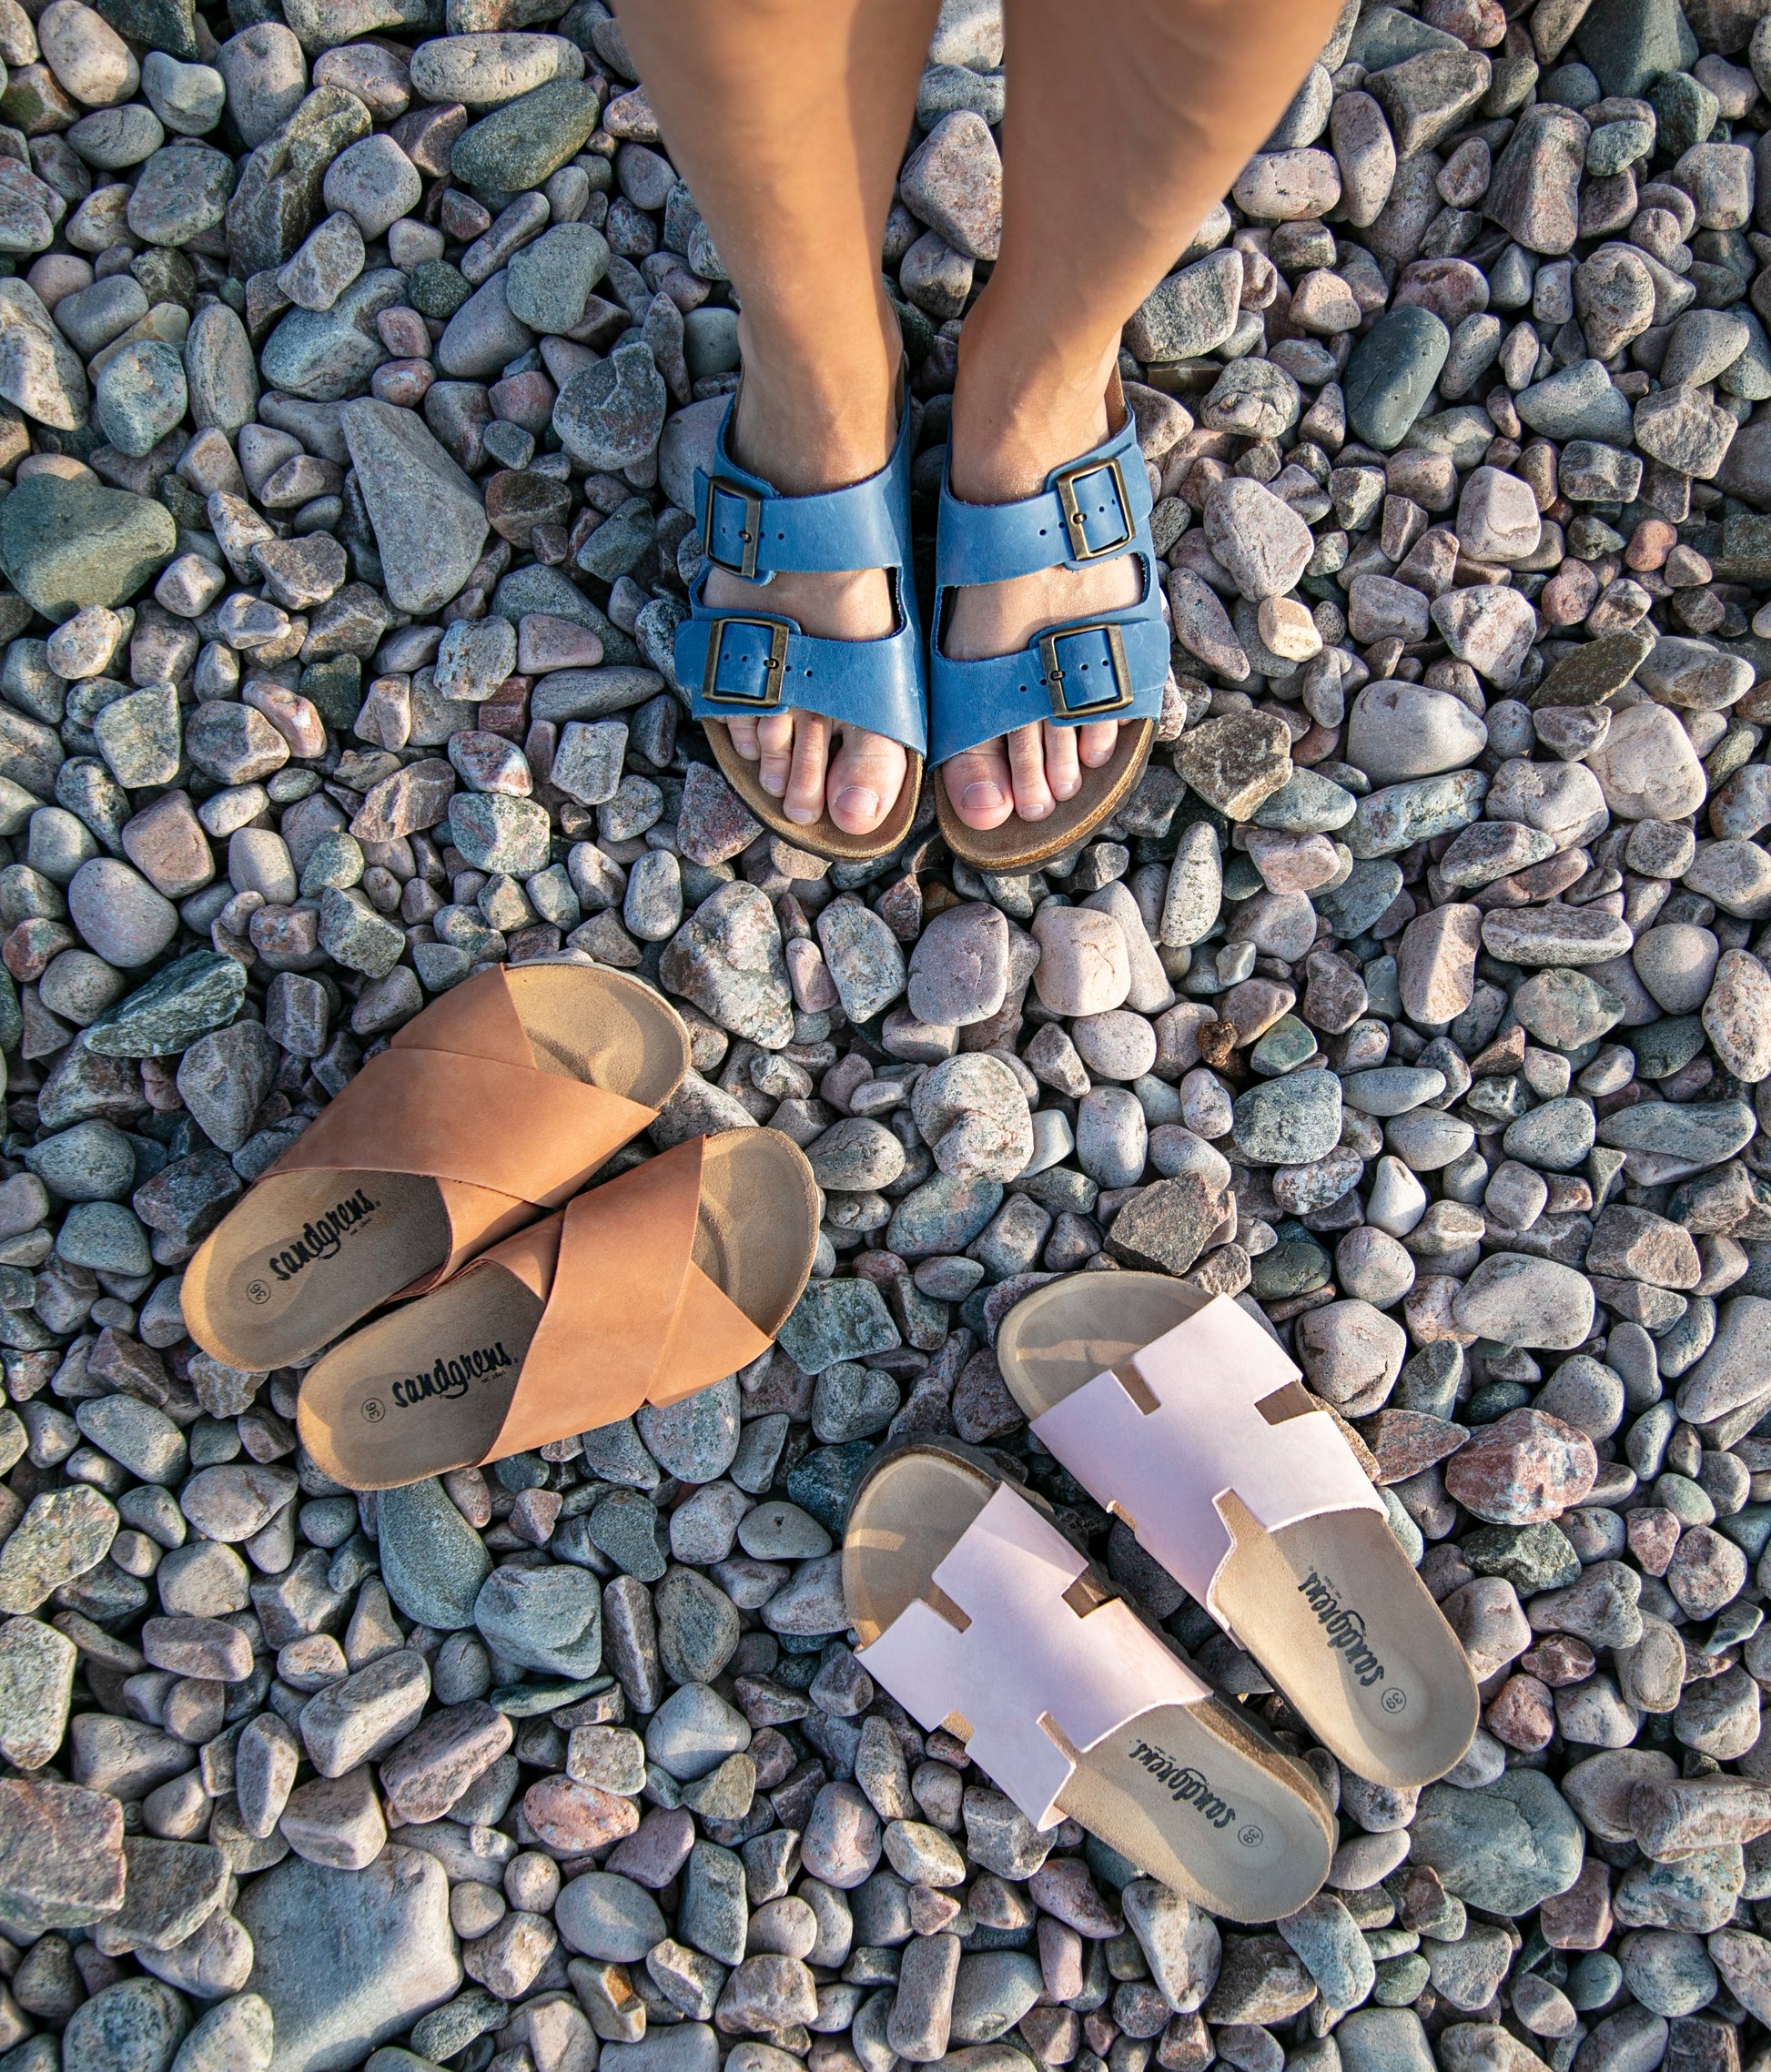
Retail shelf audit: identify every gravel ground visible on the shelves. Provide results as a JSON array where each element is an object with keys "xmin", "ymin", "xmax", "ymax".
[{"xmin": 8, "ymin": 0, "xmax": 1771, "ymax": 2068}]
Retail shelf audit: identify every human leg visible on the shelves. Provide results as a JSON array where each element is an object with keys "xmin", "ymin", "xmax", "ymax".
[
  {"xmin": 613, "ymin": 0, "xmax": 937, "ymax": 834},
  {"xmin": 939, "ymin": 0, "xmax": 1346, "ymax": 831}
]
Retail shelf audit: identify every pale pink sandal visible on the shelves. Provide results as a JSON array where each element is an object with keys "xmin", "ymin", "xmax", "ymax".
[
  {"xmin": 844, "ymin": 1440, "xmax": 1333, "ymax": 1923},
  {"xmin": 996, "ymin": 1276, "xmax": 1479, "ymax": 1790}
]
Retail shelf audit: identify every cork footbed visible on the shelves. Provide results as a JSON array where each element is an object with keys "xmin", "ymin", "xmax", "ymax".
[
  {"xmin": 180, "ymin": 967, "xmax": 689, "ymax": 1375},
  {"xmin": 935, "ymin": 719, "xmax": 1154, "ymax": 874},
  {"xmin": 997, "ymin": 1276, "xmax": 1480, "ymax": 1790},
  {"xmin": 297, "ymin": 1130, "xmax": 819, "ymax": 1490},
  {"xmin": 844, "ymin": 1443, "xmax": 1334, "ymax": 1923},
  {"xmin": 704, "ymin": 723, "xmax": 925, "ymax": 865}
]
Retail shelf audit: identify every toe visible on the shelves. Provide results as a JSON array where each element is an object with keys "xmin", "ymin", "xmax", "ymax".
[
  {"xmin": 1078, "ymin": 720, "xmax": 1119, "ymax": 768},
  {"xmin": 1007, "ymin": 723, "xmax": 1055, "ymax": 821},
  {"xmin": 1043, "ymin": 721, "xmax": 1081, "ymax": 802},
  {"xmin": 726, "ymin": 715, "xmax": 762, "ymax": 761},
  {"xmin": 826, "ymin": 725, "xmax": 906, "ymax": 836},
  {"xmin": 784, "ymin": 711, "xmax": 831, "ymax": 826},
  {"xmin": 943, "ymin": 740, "xmax": 1015, "ymax": 829},
  {"xmin": 755, "ymin": 712, "xmax": 797, "ymax": 797}
]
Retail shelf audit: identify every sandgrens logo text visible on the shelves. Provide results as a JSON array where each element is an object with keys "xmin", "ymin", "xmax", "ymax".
[
  {"xmin": 393, "ymin": 1341, "xmax": 515, "ymax": 1409},
  {"xmin": 265, "ymin": 1189, "xmax": 378, "ymax": 1283},
  {"xmin": 1127, "ymin": 1740, "xmax": 1236, "ymax": 1829},
  {"xmin": 1298, "ymin": 1569, "xmax": 1388, "ymax": 1688}
]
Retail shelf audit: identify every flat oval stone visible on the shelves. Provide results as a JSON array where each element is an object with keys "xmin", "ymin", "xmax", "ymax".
[
  {"xmin": 1350, "ymin": 679, "xmax": 1491, "ymax": 783},
  {"xmin": 1232, "ymin": 1069, "xmax": 1343, "ymax": 1165},
  {"xmin": 1344, "ymin": 305, "xmax": 1451, "ymax": 450},
  {"xmin": 1453, "ymin": 1256, "xmax": 1598, "ymax": 1350}
]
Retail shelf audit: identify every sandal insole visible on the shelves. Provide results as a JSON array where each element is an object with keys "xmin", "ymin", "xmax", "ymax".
[
  {"xmin": 936, "ymin": 720, "xmax": 1154, "ymax": 874},
  {"xmin": 997, "ymin": 1275, "xmax": 1479, "ymax": 1790},
  {"xmin": 298, "ymin": 1131, "xmax": 819, "ymax": 1489},
  {"xmin": 181, "ymin": 967, "xmax": 689, "ymax": 1373},
  {"xmin": 845, "ymin": 1446, "xmax": 1333, "ymax": 1924}
]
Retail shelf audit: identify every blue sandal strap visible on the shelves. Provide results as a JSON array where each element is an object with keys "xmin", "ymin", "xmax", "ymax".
[
  {"xmin": 927, "ymin": 610, "xmax": 1169, "ymax": 768},
  {"xmin": 681, "ymin": 610, "xmax": 928, "ymax": 753},
  {"xmin": 930, "ymin": 410, "xmax": 1168, "ymax": 769},
  {"xmin": 693, "ymin": 403, "xmax": 915, "ymax": 581},
  {"xmin": 935, "ymin": 417, "xmax": 1152, "ymax": 587},
  {"xmin": 677, "ymin": 393, "xmax": 927, "ymax": 758}
]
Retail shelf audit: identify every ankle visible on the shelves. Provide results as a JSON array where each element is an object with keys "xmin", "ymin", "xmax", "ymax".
[
  {"xmin": 729, "ymin": 299, "xmax": 901, "ymax": 496},
  {"xmin": 948, "ymin": 313, "xmax": 1121, "ymax": 505}
]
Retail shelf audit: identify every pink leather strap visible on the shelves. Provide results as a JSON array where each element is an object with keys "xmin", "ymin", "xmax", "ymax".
[
  {"xmin": 1031, "ymin": 1294, "xmax": 1384, "ymax": 1622},
  {"xmin": 856, "ymin": 1482, "xmax": 1209, "ymax": 1829}
]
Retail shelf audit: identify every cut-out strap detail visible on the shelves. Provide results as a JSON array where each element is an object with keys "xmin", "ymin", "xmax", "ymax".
[
  {"xmin": 1031, "ymin": 1294, "xmax": 1384, "ymax": 1617},
  {"xmin": 858, "ymin": 1481, "xmax": 1209, "ymax": 1829}
]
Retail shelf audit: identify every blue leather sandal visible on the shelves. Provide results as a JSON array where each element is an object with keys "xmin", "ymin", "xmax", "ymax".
[
  {"xmin": 930, "ymin": 394, "xmax": 1169, "ymax": 871},
  {"xmin": 675, "ymin": 393, "xmax": 926, "ymax": 864}
]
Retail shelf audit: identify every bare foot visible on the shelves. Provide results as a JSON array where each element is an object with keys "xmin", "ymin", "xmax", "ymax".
[
  {"xmin": 709, "ymin": 565, "xmax": 909, "ymax": 836},
  {"xmin": 940, "ymin": 350, "xmax": 1138, "ymax": 832},
  {"xmin": 706, "ymin": 323, "xmax": 912, "ymax": 839}
]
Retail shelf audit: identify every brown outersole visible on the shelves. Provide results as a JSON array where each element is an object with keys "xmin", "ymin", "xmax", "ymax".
[
  {"xmin": 705, "ymin": 722, "xmax": 924, "ymax": 866},
  {"xmin": 934, "ymin": 719, "xmax": 1155, "ymax": 874}
]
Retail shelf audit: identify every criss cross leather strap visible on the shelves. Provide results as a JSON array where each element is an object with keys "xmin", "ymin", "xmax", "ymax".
[
  {"xmin": 1032, "ymin": 1295, "xmax": 1385, "ymax": 1621},
  {"xmin": 272, "ymin": 968, "xmax": 658, "ymax": 1269},
  {"xmin": 679, "ymin": 394, "xmax": 928, "ymax": 756},
  {"xmin": 859, "ymin": 1481, "xmax": 1209, "ymax": 1829},
  {"xmin": 928, "ymin": 402, "xmax": 1169, "ymax": 768},
  {"xmin": 479, "ymin": 1136, "xmax": 774, "ymax": 1458}
]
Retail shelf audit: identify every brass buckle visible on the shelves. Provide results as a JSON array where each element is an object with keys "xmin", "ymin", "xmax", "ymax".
[
  {"xmin": 1039, "ymin": 622, "xmax": 1135, "ymax": 721},
  {"xmin": 703, "ymin": 478, "xmax": 764, "ymax": 579},
  {"xmin": 1053, "ymin": 454, "xmax": 1133, "ymax": 561},
  {"xmin": 702, "ymin": 617, "xmax": 789, "ymax": 709}
]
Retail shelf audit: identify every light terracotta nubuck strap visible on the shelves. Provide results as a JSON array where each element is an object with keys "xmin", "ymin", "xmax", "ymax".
[
  {"xmin": 1031, "ymin": 1294, "xmax": 1385, "ymax": 1622},
  {"xmin": 271, "ymin": 967, "xmax": 658, "ymax": 1284},
  {"xmin": 471, "ymin": 1136, "xmax": 774, "ymax": 1461},
  {"xmin": 857, "ymin": 1482, "xmax": 1210, "ymax": 1829}
]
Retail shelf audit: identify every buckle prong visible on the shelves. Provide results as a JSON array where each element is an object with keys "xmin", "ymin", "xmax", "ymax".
[
  {"xmin": 701, "ymin": 617, "xmax": 790, "ymax": 710},
  {"xmin": 1054, "ymin": 454, "xmax": 1133, "ymax": 562},
  {"xmin": 1038, "ymin": 622, "xmax": 1135, "ymax": 721},
  {"xmin": 704, "ymin": 478, "xmax": 764, "ymax": 580}
]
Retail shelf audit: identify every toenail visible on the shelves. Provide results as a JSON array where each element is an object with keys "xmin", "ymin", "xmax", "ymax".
[
  {"xmin": 1020, "ymin": 799, "xmax": 1053, "ymax": 820},
  {"xmin": 786, "ymin": 800, "xmax": 820, "ymax": 824},
  {"xmin": 835, "ymin": 786, "xmax": 880, "ymax": 824},
  {"xmin": 963, "ymin": 782, "xmax": 1007, "ymax": 812}
]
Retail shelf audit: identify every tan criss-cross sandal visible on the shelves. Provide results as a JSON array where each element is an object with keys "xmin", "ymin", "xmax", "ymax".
[
  {"xmin": 996, "ymin": 1276, "xmax": 1480, "ymax": 1789},
  {"xmin": 845, "ymin": 1440, "xmax": 1335, "ymax": 1923},
  {"xmin": 298, "ymin": 1128, "xmax": 820, "ymax": 1490},
  {"xmin": 182, "ymin": 965, "xmax": 689, "ymax": 1373}
]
